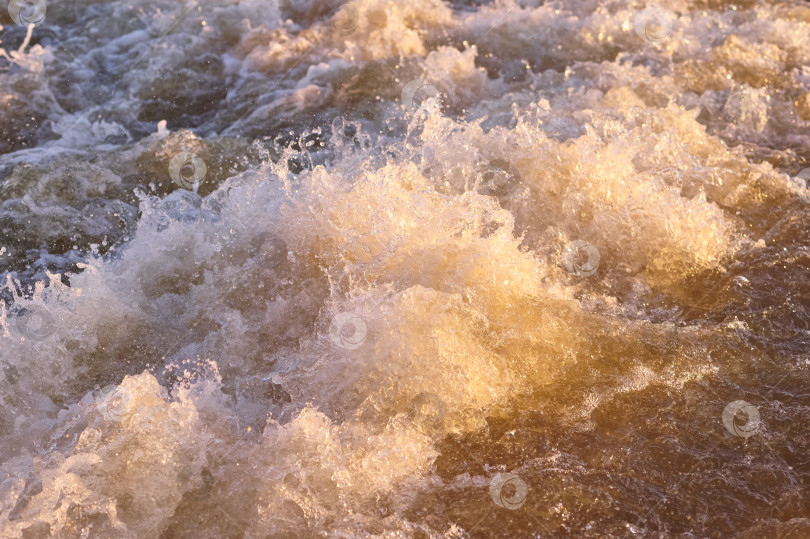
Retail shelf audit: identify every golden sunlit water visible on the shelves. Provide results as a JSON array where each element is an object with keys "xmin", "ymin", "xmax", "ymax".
[{"xmin": 1, "ymin": 0, "xmax": 810, "ymax": 537}]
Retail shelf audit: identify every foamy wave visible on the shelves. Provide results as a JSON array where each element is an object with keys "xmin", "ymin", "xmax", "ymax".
[{"xmin": 1, "ymin": 0, "xmax": 809, "ymax": 536}]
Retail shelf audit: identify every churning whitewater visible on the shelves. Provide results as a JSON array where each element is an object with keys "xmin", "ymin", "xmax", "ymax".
[{"xmin": 1, "ymin": 0, "xmax": 810, "ymax": 537}]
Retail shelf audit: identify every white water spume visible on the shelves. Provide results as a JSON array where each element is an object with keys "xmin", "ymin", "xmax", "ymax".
[{"xmin": 1, "ymin": 0, "xmax": 810, "ymax": 537}]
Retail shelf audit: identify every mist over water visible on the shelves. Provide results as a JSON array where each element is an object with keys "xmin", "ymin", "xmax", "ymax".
[{"xmin": 1, "ymin": 0, "xmax": 810, "ymax": 537}]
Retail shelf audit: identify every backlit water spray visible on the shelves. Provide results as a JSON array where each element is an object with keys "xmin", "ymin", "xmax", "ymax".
[{"xmin": 1, "ymin": 0, "xmax": 810, "ymax": 537}]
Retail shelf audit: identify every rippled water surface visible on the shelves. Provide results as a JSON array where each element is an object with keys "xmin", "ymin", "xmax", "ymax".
[{"xmin": 1, "ymin": 0, "xmax": 810, "ymax": 537}]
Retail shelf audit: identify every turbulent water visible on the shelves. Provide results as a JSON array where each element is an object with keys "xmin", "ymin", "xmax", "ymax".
[{"xmin": 1, "ymin": 0, "xmax": 810, "ymax": 536}]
